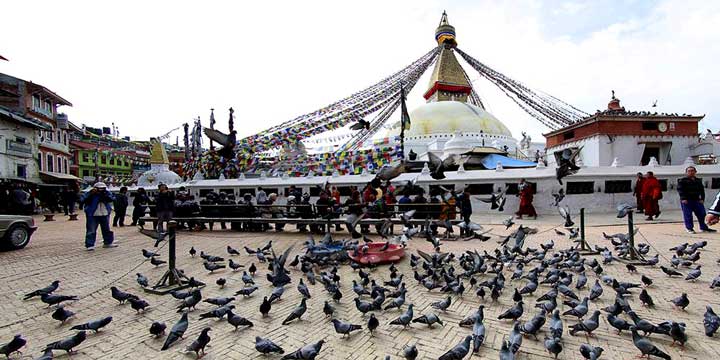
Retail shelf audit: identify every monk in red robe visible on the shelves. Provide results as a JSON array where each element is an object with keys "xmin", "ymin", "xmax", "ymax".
[
  {"xmin": 516, "ymin": 179, "xmax": 537, "ymax": 219},
  {"xmin": 641, "ymin": 171, "xmax": 662, "ymax": 220}
]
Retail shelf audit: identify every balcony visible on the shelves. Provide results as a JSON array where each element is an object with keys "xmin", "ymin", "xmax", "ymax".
[
  {"xmin": 5, "ymin": 139, "xmax": 33, "ymax": 157},
  {"xmin": 39, "ymin": 138, "xmax": 70, "ymax": 154}
]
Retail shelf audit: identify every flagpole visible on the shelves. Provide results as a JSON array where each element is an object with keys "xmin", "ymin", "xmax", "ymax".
[{"xmin": 399, "ymin": 83, "xmax": 408, "ymax": 161}]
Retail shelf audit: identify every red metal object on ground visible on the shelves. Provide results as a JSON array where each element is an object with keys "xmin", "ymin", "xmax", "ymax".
[{"xmin": 348, "ymin": 242, "xmax": 405, "ymax": 265}]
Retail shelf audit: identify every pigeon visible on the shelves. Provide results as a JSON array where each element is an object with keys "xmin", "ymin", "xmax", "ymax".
[
  {"xmin": 549, "ymin": 310, "xmax": 563, "ymax": 339},
  {"xmin": 51, "ymin": 306, "xmax": 75, "ymax": 323},
  {"xmin": 0, "ymin": 335, "xmax": 26, "ymax": 358},
  {"xmin": 319, "ymin": 300, "xmax": 334, "ymax": 318},
  {"xmin": 149, "ymin": 321, "xmax": 166, "ymax": 337},
  {"xmin": 280, "ymin": 339, "xmax": 324, "ymax": 360},
  {"xmin": 544, "ymin": 337, "xmax": 563, "ymax": 359},
  {"xmin": 198, "ymin": 304, "xmax": 235, "ymax": 320},
  {"xmin": 641, "ymin": 275, "xmax": 653, "ymax": 287},
  {"xmin": 520, "ymin": 309, "xmax": 546, "ymax": 339},
  {"xmin": 249, "ymin": 263, "xmax": 257, "ymax": 275},
  {"xmin": 431, "ymin": 296, "xmax": 451, "ymax": 311},
  {"xmin": 556, "ymin": 146, "xmax": 582, "ymax": 184},
  {"xmin": 177, "ymin": 289, "xmax": 202, "ymax": 313},
  {"xmin": 161, "ymin": 312, "xmax": 189, "ymax": 350},
  {"xmin": 558, "ymin": 206, "xmax": 574, "ymax": 227},
  {"xmin": 704, "ymin": 305, "xmax": 720, "ymax": 337},
  {"xmin": 354, "ymin": 298, "xmax": 374, "ymax": 315},
  {"xmin": 204, "ymin": 261, "xmax": 225, "ymax": 273},
  {"xmin": 70, "ymin": 316, "xmax": 112, "ymax": 333},
  {"xmin": 259, "ymin": 296, "xmax": 272, "ymax": 317},
  {"xmin": 40, "ymin": 293, "xmax": 78, "ymax": 307},
  {"xmin": 242, "ymin": 271, "xmax": 255, "ymax": 285},
  {"xmin": 402, "ymin": 344, "xmax": 418, "ymax": 360},
  {"xmin": 639, "ymin": 289, "xmax": 654, "ymax": 307},
  {"xmin": 227, "ymin": 245, "xmax": 240, "ymax": 256},
  {"xmin": 204, "ymin": 297, "xmax": 234, "ymax": 307},
  {"xmin": 685, "ymin": 265, "xmax": 701, "ymax": 281},
  {"xmin": 438, "ymin": 335, "xmax": 471, "ymax": 360},
  {"xmin": 269, "ymin": 286, "xmax": 285, "ymax": 303},
  {"xmin": 24, "ymin": 280, "xmax": 60, "ymax": 300},
  {"xmin": 34, "ymin": 349, "xmax": 54, "ymax": 360},
  {"xmin": 569, "ymin": 310, "xmax": 600, "ymax": 336},
  {"xmin": 579, "ymin": 344, "xmax": 604, "ymax": 360},
  {"xmin": 616, "ymin": 203, "xmax": 633, "ymax": 218},
  {"xmin": 142, "ymin": 249, "xmax": 159, "ymax": 258},
  {"xmin": 226, "ymin": 310, "xmax": 253, "ymax": 330},
  {"xmin": 367, "ymin": 313, "xmax": 379, "ymax": 335},
  {"xmin": 228, "ymin": 259, "xmax": 243, "ymax": 271},
  {"xmin": 427, "ymin": 152, "xmax": 455, "ymax": 180},
  {"xmin": 669, "ymin": 292, "xmax": 689, "ymax": 310},
  {"xmin": 282, "ymin": 298, "xmax": 307, "ymax": 325},
  {"xmin": 150, "ymin": 256, "xmax": 166, "ymax": 267},
  {"xmin": 297, "ymin": 279, "xmax": 311, "ymax": 299},
  {"xmin": 255, "ymin": 336, "xmax": 284, "ymax": 354},
  {"xmin": 460, "ymin": 305, "xmax": 485, "ymax": 327},
  {"xmin": 136, "ymin": 273, "xmax": 149, "ymax": 288},
  {"xmin": 235, "ymin": 285, "xmax": 258, "ymax": 297},
  {"xmin": 375, "ymin": 162, "xmax": 409, "ymax": 182},
  {"xmin": 562, "ymin": 297, "xmax": 588, "ymax": 319},
  {"xmin": 44, "ymin": 331, "xmax": 86, "ymax": 354},
  {"xmin": 503, "ymin": 217, "xmax": 515, "ymax": 230},
  {"xmin": 331, "ymin": 319, "xmax": 362, "ymax": 337},
  {"xmin": 607, "ymin": 313, "xmax": 631, "ymax": 334},
  {"xmin": 508, "ymin": 322, "xmax": 523, "ymax": 354},
  {"xmin": 588, "ymin": 280, "xmax": 603, "ymax": 301},
  {"xmin": 203, "ymin": 127, "xmax": 236, "ymax": 159},
  {"xmin": 189, "ymin": 246, "xmax": 196, "ymax": 257},
  {"xmin": 412, "ymin": 313, "xmax": 444, "ymax": 327},
  {"xmin": 498, "ymin": 301, "xmax": 524, "ymax": 321},
  {"xmin": 128, "ymin": 297, "xmax": 150, "ymax": 313},
  {"xmin": 216, "ymin": 278, "xmax": 226, "ymax": 288},
  {"xmin": 499, "ymin": 340, "xmax": 515, "ymax": 360},
  {"xmin": 552, "ymin": 189, "xmax": 565, "ymax": 206},
  {"xmin": 185, "ymin": 327, "xmax": 211, "ymax": 358},
  {"xmin": 349, "ymin": 119, "xmax": 370, "ymax": 131},
  {"xmin": 471, "ymin": 316, "xmax": 486, "ymax": 353},
  {"xmin": 630, "ymin": 326, "xmax": 671, "ymax": 360},
  {"xmin": 660, "ymin": 266, "xmax": 682, "ymax": 277},
  {"xmin": 389, "ymin": 304, "xmax": 414, "ymax": 328},
  {"xmin": 110, "ymin": 286, "xmax": 138, "ymax": 304},
  {"xmin": 669, "ymin": 321, "xmax": 688, "ymax": 347}
]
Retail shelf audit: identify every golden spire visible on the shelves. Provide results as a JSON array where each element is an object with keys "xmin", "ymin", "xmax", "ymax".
[
  {"xmin": 435, "ymin": 11, "xmax": 457, "ymax": 47},
  {"xmin": 149, "ymin": 138, "xmax": 169, "ymax": 165},
  {"xmin": 424, "ymin": 12, "xmax": 471, "ymax": 102}
]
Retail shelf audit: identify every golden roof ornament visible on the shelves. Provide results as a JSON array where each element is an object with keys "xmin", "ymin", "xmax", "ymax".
[{"xmin": 149, "ymin": 138, "xmax": 170, "ymax": 165}]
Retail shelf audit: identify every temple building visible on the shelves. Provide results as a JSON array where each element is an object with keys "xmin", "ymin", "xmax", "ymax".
[
  {"xmin": 544, "ymin": 92, "xmax": 710, "ymax": 167},
  {"xmin": 136, "ymin": 139, "xmax": 182, "ymax": 187},
  {"xmin": 373, "ymin": 12, "xmax": 521, "ymax": 162}
]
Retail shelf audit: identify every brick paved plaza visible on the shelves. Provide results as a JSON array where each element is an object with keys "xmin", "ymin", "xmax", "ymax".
[{"xmin": 1, "ymin": 211, "xmax": 719, "ymax": 359}]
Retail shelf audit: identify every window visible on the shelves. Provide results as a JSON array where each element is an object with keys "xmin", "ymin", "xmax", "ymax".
[
  {"xmin": 46, "ymin": 130, "xmax": 53, "ymax": 142},
  {"xmin": 101, "ymin": 155, "xmax": 106, "ymax": 164},
  {"xmin": 658, "ymin": 179, "xmax": 668, "ymax": 192},
  {"xmin": 566, "ymin": 181, "xmax": 594, "ymax": 194},
  {"xmin": 465, "ymin": 183, "xmax": 494, "ymax": 195},
  {"xmin": 64, "ymin": 159, "xmax": 68, "ymax": 173},
  {"xmin": 57, "ymin": 156, "xmax": 63, "ymax": 173},
  {"xmin": 642, "ymin": 122, "xmax": 658, "ymax": 131},
  {"xmin": 604, "ymin": 180, "xmax": 632, "ymax": 193},
  {"xmin": 46, "ymin": 154, "xmax": 54, "ymax": 172},
  {"xmin": 563, "ymin": 131, "xmax": 575, "ymax": 140},
  {"xmin": 82, "ymin": 169, "xmax": 90, "ymax": 177},
  {"xmin": 32, "ymin": 96, "xmax": 41, "ymax": 111},
  {"xmin": 712, "ymin": 178, "xmax": 720, "ymax": 189},
  {"xmin": 63, "ymin": 132, "xmax": 67, "ymax": 145},
  {"xmin": 16, "ymin": 164, "xmax": 27, "ymax": 178},
  {"xmin": 38, "ymin": 152, "xmax": 43, "ymax": 170},
  {"xmin": 44, "ymin": 101, "xmax": 52, "ymax": 116},
  {"xmin": 82, "ymin": 153, "xmax": 89, "ymax": 162},
  {"xmin": 15, "ymin": 136, "xmax": 26, "ymax": 143}
]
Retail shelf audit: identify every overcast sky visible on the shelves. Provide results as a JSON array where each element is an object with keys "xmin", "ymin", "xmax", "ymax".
[{"xmin": 1, "ymin": 0, "xmax": 718, "ymax": 144}]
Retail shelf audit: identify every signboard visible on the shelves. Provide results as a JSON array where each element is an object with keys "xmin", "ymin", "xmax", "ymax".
[{"xmin": 56, "ymin": 113, "xmax": 69, "ymax": 129}]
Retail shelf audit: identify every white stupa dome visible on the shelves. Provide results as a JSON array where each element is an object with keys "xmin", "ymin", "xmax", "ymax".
[
  {"xmin": 407, "ymin": 101, "xmax": 512, "ymax": 138},
  {"xmin": 137, "ymin": 164, "xmax": 182, "ymax": 187}
]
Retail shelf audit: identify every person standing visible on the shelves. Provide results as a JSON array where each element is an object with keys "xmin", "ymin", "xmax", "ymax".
[
  {"xmin": 130, "ymin": 187, "xmax": 149, "ymax": 226},
  {"xmin": 113, "ymin": 186, "xmax": 129, "ymax": 227},
  {"xmin": 155, "ymin": 183, "xmax": 175, "ymax": 234},
  {"xmin": 633, "ymin": 172, "xmax": 645, "ymax": 213},
  {"xmin": 677, "ymin": 166, "xmax": 716, "ymax": 233},
  {"xmin": 62, "ymin": 185, "xmax": 78, "ymax": 215},
  {"xmin": 641, "ymin": 171, "xmax": 662, "ymax": 221},
  {"xmin": 515, "ymin": 179, "xmax": 537, "ymax": 219},
  {"xmin": 457, "ymin": 188, "xmax": 473, "ymax": 235},
  {"xmin": 256, "ymin": 187, "xmax": 267, "ymax": 205},
  {"xmin": 80, "ymin": 182, "xmax": 116, "ymax": 250}
]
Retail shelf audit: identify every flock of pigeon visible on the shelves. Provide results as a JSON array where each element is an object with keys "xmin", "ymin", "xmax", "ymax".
[{"xmin": 2, "ymin": 210, "xmax": 720, "ymax": 359}]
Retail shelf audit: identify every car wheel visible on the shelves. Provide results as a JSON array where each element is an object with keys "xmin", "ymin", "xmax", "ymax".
[{"xmin": 3, "ymin": 224, "xmax": 31, "ymax": 250}]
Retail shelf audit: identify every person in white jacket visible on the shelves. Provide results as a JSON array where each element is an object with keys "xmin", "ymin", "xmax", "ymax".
[{"xmin": 706, "ymin": 191, "xmax": 720, "ymax": 226}]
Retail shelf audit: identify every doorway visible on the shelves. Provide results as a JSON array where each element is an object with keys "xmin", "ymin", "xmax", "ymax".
[{"xmin": 641, "ymin": 147, "xmax": 660, "ymax": 165}]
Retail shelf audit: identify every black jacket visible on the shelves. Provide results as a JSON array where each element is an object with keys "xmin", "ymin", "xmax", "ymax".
[
  {"xmin": 677, "ymin": 177, "xmax": 705, "ymax": 201},
  {"xmin": 114, "ymin": 193, "xmax": 129, "ymax": 210},
  {"xmin": 709, "ymin": 192, "xmax": 720, "ymax": 215},
  {"xmin": 155, "ymin": 191, "xmax": 176, "ymax": 212}
]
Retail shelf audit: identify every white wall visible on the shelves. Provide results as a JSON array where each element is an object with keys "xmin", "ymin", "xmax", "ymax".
[{"xmin": 0, "ymin": 118, "xmax": 40, "ymax": 182}]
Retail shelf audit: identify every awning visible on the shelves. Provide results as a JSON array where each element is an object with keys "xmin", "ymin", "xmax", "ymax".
[
  {"xmin": 39, "ymin": 171, "xmax": 82, "ymax": 182},
  {"xmin": 480, "ymin": 154, "xmax": 537, "ymax": 169},
  {"xmin": 0, "ymin": 106, "xmax": 52, "ymax": 130}
]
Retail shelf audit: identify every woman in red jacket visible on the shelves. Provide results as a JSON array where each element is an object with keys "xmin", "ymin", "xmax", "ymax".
[{"xmin": 641, "ymin": 171, "xmax": 662, "ymax": 220}]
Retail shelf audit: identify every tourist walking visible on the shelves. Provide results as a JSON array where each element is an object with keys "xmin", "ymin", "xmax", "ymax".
[
  {"xmin": 113, "ymin": 186, "xmax": 129, "ymax": 227},
  {"xmin": 515, "ymin": 179, "xmax": 537, "ymax": 219},
  {"xmin": 155, "ymin": 183, "xmax": 175, "ymax": 234},
  {"xmin": 80, "ymin": 182, "xmax": 116, "ymax": 250},
  {"xmin": 130, "ymin": 187, "xmax": 149, "ymax": 226},
  {"xmin": 633, "ymin": 172, "xmax": 645, "ymax": 213},
  {"xmin": 677, "ymin": 166, "xmax": 716, "ymax": 233},
  {"xmin": 641, "ymin": 171, "xmax": 662, "ymax": 220}
]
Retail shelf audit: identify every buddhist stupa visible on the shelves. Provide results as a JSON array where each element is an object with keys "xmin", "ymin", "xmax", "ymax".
[{"xmin": 136, "ymin": 138, "xmax": 182, "ymax": 187}]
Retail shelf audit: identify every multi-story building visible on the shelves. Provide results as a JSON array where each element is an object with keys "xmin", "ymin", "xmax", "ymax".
[{"xmin": 0, "ymin": 73, "xmax": 77, "ymax": 184}]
